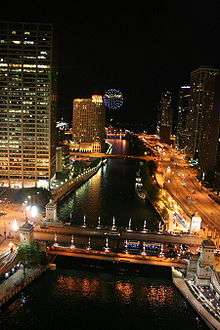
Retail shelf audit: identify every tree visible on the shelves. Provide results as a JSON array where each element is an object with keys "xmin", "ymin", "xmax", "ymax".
[{"xmin": 16, "ymin": 241, "xmax": 42, "ymax": 276}]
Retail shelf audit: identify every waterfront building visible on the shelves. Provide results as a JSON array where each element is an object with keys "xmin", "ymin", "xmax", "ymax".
[
  {"xmin": 0, "ymin": 21, "xmax": 57, "ymax": 188},
  {"xmin": 176, "ymin": 86, "xmax": 191, "ymax": 154},
  {"xmin": 158, "ymin": 91, "xmax": 172, "ymax": 144},
  {"xmin": 72, "ymin": 95, "xmax": 105, "ymax": 152},
  {"xmin": 189, "ymin": 67, "xmax": 219, "ymax": 159}
]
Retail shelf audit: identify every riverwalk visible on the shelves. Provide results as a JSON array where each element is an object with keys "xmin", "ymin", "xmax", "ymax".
[
  {"xmin": 173, "ymin": 274, "xmax": 220, "ymax": 330},
  {"xmin": 52, "ymin": 162, "xmax": 103, "ymax": 202},
  {"xmin": 0, "ymin": 266, "xmax": 46, "ymax": 307}
]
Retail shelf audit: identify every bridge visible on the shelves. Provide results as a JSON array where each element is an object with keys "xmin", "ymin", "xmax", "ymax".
[
  {"xmin": 34, "ymin": 224, "xmax": 202, "ymax": 247},
  {"xmin": 69, "ymin": 151, "xmax": 158, "ymax": 161},
  {"xmin": 106, "ymin": 133, "xmax": 127, "ymax": 139},
  {"xmin": 47, "ymin": 245, "xmax": 187, "ymax": 269}
]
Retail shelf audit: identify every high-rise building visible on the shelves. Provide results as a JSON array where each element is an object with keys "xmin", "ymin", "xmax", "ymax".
[
  {"xmin": 72, "ymin": 95, "xmax": 105, "ymax": 152},
  {"xmin": 198, "ymin": 75, "xmax": 220, "ymax": 176},
  {"xmin": 176, "ymin": 86, "xmax": 191, "ymax": 153},
  {"xmin": 0, "ymin": 22, "xmax": 56, "ymax": 188},
  {"xmin": 158, "ymin": 91, "xmax": 172, "ymax": 144},
  {"xmin": 189, "ymin": 67, "xmax": 219, "ymax": 158}
]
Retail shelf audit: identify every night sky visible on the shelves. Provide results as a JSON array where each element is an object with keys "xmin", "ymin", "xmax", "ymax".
[{"xmin": 1, "ymin": 2, "xmax": 220, "ymax": 130}]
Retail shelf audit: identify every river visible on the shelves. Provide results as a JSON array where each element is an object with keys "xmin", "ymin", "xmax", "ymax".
[
  {"xmin": 58, "ymin": 139, "xmax": 160, "ymax": 231},
  {"xmin": 0, "ymin": 139, "xmax": 208, "ymax": 329}
]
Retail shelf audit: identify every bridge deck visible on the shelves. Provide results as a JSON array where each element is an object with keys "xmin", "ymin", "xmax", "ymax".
[
  {"xmin": 35, "ymin": 225, "xmax": 202, "ymax": 247},
  {"xmin": 47, "ymin": 246, "xmax": 187, "ymax": 268},
  {"xmin": 69, "ymin": 152, "xmax": 157, "ymax": 161}
]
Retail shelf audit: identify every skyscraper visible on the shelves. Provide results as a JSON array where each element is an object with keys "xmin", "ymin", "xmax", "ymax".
[
  {"xmin": 72, "ymin": 95, "xmax": 105, "ymax": 152},
  {"xmin": 158, "ymin": 91, "xmax": 172, "ymax": 144},
  {"xmin": 189, "ymin": 67, "xmax": 219, "ymax": 158},
  {"xmin": 176, "ymin": 86, "xmax": 191, "ymax": 153},
  {"xmin": 198, "ymin": 74, "xmax": 220, "ymax": 177},
  {"xmin": 0, "ymin": 22, "xmax": 56, "ymax": 188}
]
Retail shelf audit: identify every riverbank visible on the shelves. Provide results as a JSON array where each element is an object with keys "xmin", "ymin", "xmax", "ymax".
[
  {"xmin": 0, "ymin": 266, "xmax": 47, "ymax": 308},
  {"xmin": 172, "ymin": 271, "xmax": 220, "ymax": 330},
  {"xmin": 52, "ymin": 161, "xmax": 103, "ymax": 203}
]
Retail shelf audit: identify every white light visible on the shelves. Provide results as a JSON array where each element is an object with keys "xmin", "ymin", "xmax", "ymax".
[
  {"xmin": 12, "ymin": 219, "xmax": 18, "ymax": 232},
  {"xmin": 31, "ymin": 205, "xmax": 38, "ymax": 218}
]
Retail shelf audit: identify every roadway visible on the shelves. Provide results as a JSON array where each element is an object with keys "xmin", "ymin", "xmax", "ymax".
[{"xmin": 142, "ymin": 134, "xmax": 220, "ymax": 233}]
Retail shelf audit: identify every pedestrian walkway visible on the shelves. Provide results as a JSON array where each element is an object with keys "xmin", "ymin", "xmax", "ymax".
[{"xmin": 0, "ymin": 266, "xmax": 46, "ymax": 306}]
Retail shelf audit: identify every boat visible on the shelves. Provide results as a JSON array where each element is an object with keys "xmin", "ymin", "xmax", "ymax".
[{"xmin": 135, "ymin": 171, "xmax": 146, "ymax": 200}]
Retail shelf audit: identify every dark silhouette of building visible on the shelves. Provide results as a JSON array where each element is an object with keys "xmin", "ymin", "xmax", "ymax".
[
  {"xmin": 176, "ymin": 86, "xmax": 191, "ymax": 154},
  {"xmin": 158, "ymin": 91, "xmax": 172, "ymax": 144},
  {"xmin": 199, "ymin": 74, "xmax": 220, "ymax": 178},
  {"xmin": 189, "ymin": 67, "xmax": 219, "ymax": 159}
]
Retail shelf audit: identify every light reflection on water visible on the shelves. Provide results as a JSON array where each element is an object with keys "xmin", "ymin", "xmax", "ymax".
[
  {"xmin": 56, "ymin": 275, "xmax": 101, "ymax": 298},
  {"xmin": 0, "ymin": 267, "xmax": 208, "ymax": 330},
  {"xmin": 115, "ymin": 281, "xmax": 134, "ymax": 303}
]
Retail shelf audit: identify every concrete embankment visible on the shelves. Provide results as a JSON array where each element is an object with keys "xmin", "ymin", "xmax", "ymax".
[
  {"xmin": 0, "ymin": 266, "xmax": 47, "ymax": 307},
  {"xmin": 172, "ymin": 272, "xmax": 220, "ymax": 330},
  {"xmin": 52, "ymin": 162, "xmax": 103, "ymax": 202}
]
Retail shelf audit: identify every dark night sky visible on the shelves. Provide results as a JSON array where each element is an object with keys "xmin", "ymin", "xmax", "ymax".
[{"xmin": 1, "ymin": 1, "xmax": 220, "ymax": 130}]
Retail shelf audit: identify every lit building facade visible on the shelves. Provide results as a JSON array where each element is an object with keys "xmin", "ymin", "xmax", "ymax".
[
  {"xmin": 189, "ymin": 67, "xmax": 219, "ymax": 159},
  {"xmin": 0, "ymin": 22, "xmax": 56, "ymax": 188},
  {"xmin": 176, "ymin": 86, "xmax": 191, "ymax": 153},
  {"xmin": 72, "ymin": 95, "xmax": 105, "ymax": 152},
  {"xmin": 158, "ymin": 91, "xmax": 172, "ymax": 144}
]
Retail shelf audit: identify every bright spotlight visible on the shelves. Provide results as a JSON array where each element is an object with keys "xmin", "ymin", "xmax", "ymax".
[
  {"xmin": 12, "ymin": 219, "xmax": 18, "ymax": 232},
  {"xmin": 31, "ymin": 205, "xmax": 38, "ymax": 218}
]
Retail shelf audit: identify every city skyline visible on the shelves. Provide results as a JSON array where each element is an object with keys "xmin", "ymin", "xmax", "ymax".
[
  {"xmin": 1, "ymin": 5, "xmax": 220, "ymax": 329},
  {"xmin": 1, "ymin": 2, "xmax": 220, "ymax": 129}
]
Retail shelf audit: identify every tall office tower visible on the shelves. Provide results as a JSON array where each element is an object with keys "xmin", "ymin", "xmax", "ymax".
[
  {"xmin": 176, "ymin": 86, "xmax": 191, "ymax": 153},
  {"xmin": 198, "ymin": 75, "xmax": 220, "ymax": 177},
  {"xmin": 0, "ymin": 22, "xmax": 56, "ymax": 189},
  {"xmin": 72, "ymin": 95, "xmax": 105, "ymax": 152},
  {"xmin": 158, "ymin": 91, "xmax": 172, "ymax": 144},
  {"xmin": 189, "ymin": 67, "xmax": 219, "ymax": 159}
]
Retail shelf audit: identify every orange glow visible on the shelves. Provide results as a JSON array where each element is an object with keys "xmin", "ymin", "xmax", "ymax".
[{"xmin": 115, "ymin": 281, "xmax": 134, "ymax": 302}]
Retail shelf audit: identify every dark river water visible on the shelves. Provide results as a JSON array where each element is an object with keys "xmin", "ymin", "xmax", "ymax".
[
  {"xmin": 58, "ymin": 139, "xmax": 160, "ymax": 231},
  {"xmin": 0, "ymin": 139, "xmax": 208, "ymax": 330}
]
